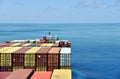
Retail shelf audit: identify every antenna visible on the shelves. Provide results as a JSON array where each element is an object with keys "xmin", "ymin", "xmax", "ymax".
[{"xmin": 48, "ymin": 32, "xmax": 51, "ymax": 36}]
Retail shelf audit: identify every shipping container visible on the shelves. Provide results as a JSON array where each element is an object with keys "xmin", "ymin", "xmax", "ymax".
[
  {"xmin": 0, "ymin": 43, "xmax": 11, "ymax": 47},
  {"xmin": 13, "ymin": 66, "xmax": 23, "ymax": 71},
  {"xmin": 6, "ymin": 69, "xmax": 34, "ymax": 79},
  {"xmin": 24, "ymin": 67, "xmax": 35, "ymax": 70},
  {"xmin": 0, "ymin": 66, "xmax": 12, "ymax": 71},
  {"xmin": 0, "ymin": 47, "xmax": 12, "ymax": 68},
  {"xmin": 12, "ymin": 47, "xmax": 31, "ymax": 66},
  {"xmin": 30, "ymin": 71, "xmax": 52, "ymax": 79},
  {"xmin": 46, "ymin": 43, "xmax": 54, "ymax": 47},
  {"xmin": 24, "ymin": 47, "xmax": 41, "ymax": 66},
  {"xmin": 48, "ymin": 47, "xmax": 61, "ymax": 71},
  {"xmin": 41, "ymin": 43, "xmax": 54, "ymax": 47},
  {"xmin": 22, "ymin": 43, "xmax": 32, "ymax": 47},
  {"xmin": 28, "ymin": 43, "xmax": 36, "ymax": 47},
  {"xmin": 0, "ymin": 47, "xmax": 22, "ymax": 66},
  {"xmin": 41, "ymin": 44, "xmax": 47, "ymax": 47},
  {"xmin": 36, "ymin": 43, "xmax": 42, "ymax": 47},
  {"xmin": 36, "ymin": 67, "xmax": 46, "ymax": 71},
  {"xmin": 0, "ymin": 47, "xmax": 12, "ymax": 52},
  {"xmin": 0, "ymin": 72, "xmax": 12, "ymax": 79},
  {"xmin": 51, "ymin": 69, "xmax": 71, "ymax": 79},
  {"xmin": 17, "ymin": 43, "xmax": 24, "ymax": 47},
  {"xmin": 10, "ymin": 40, "xmax": 28, "ymax": 43},
  {"xmin": 10, "ymin": 43, "xmax": 20, "ymax": 47},
  {"xmin": 52, "ymin": 44, "xmax": 59, "ymax": 47},
  {"xmin": 36, "ymin": 47, "xmax": 51, "ymax": 71},
  {"xmin": 60, "ymin": 66, "xmax": 71, "ymax": 69},
  {"xmin": 60, "ymin": 48, "xmax": 71, "ymax": 68}
]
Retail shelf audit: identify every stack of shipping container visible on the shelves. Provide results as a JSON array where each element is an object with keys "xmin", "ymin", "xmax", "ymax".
[
  {"xmin": 1, "ymin": 69, "xmax": 71, "ymax": 79},
  {"xmin": 0, "ymin": 43, "xmax": 71, "ymax": 71},
  {"xmin": 0, "ymin": 35, "xmax": 71, "ymax": 78}
]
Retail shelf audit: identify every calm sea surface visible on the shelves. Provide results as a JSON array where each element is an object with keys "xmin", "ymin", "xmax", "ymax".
[{"xmin": 0, "ymin": 23, "xmax": 120, "ymax": 79}]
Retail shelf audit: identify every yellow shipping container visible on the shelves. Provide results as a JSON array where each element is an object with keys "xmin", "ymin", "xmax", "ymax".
[
  {"xmin": 41, "ymin": 43, "xmax": 54, "ymax": 47},
  {"xmin": 0, "ymin": 47, "xmax": 12, "ymax": 66},
  {"xmin": 41, "ymin": 44, "xmax": 47, "ymax": 47},
  {"xmin": 0, "ymin": 47, "xmax": 12, "ymax": 52},
  {"xmin": 46, "ymin": 43, "xmax": 54, "ymax": 47},
  {"xmin": 10, "ymin": 43, "xmax": 20, "ymax": 46},
  {"xmin": 13, "ymin": 66, "xmax": 23, "ymax": 71},
  {"xmin": 0, "ymin": 47, "xmax": 22, "ymax": 66},
  {"xmin": 51, "ymin": 69, "xmax": 71, "ymax": 79},
  {"xmin": 22, "ymin": 43, "xmax": 31, "ymax": 46},
  {"xmin": 24, "ymin": 47, "xmax": 41, "ymax": 66}
]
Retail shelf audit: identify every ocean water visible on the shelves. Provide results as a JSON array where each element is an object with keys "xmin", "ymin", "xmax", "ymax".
[{"xmin": 0, "ymin": 23, "xmax": 120, "ymax": 79}]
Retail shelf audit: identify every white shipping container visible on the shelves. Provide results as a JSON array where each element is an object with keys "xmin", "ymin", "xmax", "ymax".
[{"xmin": 60, "ymin": 48, "xmax": 71, "ymax": 66}]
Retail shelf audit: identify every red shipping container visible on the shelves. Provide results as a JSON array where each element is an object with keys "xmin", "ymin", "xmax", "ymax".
[
  {"xmin": 0, "ymin": 66, "xmax": 12, "ymax": 71},
  {"xmin": 30, "ymin": 71, "xmax": 52, "ymax": 79},
  {"xmin": 6, "ymin": 69, "xmax": 34, "ymax": 79},
  {"xmin": 12, "ymin": 47, "xmax": 31, "ymax": 66},
  {"xmin": 0, "ymin": 43, "xmax": 11, "ymax": 47},
  {"xmin": 48, "ymin": 47, "xmax": 61, "ymax": 71},
  {"xmin": 0, "ymin": 72, "xmax": 12, "ymax": 79},
  {"xmin": 36, "ymin": 47, "xmax": 51, "ymax": 67}
]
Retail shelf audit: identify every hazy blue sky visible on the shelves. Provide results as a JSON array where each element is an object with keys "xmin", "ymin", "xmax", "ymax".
[{"xmin": 0, "ymin": 0, "xmax": 120, "ymax": 23}]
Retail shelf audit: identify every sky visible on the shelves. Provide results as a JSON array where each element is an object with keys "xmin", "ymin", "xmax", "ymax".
[{"xmin": 0, "ymin": 0, "xmax": 120, "ymax": 23}]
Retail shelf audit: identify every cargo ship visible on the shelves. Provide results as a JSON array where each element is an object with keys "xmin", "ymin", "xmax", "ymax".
[{"xmin": 0, "ymin": 33, "xmax": 71, "ymax": 79}]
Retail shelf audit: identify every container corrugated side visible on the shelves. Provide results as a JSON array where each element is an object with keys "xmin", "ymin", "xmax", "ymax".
[
  {"xmin": 48, "ymin": 47, "xmax": 61, "ymax": 71},
  {"xmin": 51, "ymin": 69, "xmax": 71, "ymax": 79},
  {"xmin": 12, "ymin": 47, "xmax": 31, "ymax": 66},
  {"xmin": 24, "ymin": 66, "xmax": 36, "ymax": 70},
  {"xmin": 60, "ymin": 48, "xmax": 71, "ymax": 67},
  {"xmin": 36, "ymin": 47, "xmax": 51, "ymax": 71},
  {"xmin": 6, "ymin": 69, "xmax": 34, "ymax": 79},
  {"xmin": 0, "ymin": 72, "xmax": 12, "ymax": 79},
  {"xmin": 30, "ymin": 71, "xmax": 52, "ymax": 79},
  {"xmin": 0, "ymin": 47, "xmax": 13, "ymax": 71},
  {"xmin": 13, "ymin": 66, "xmax": 23, "ymax": 71},
  {"xmin": 24, "ymin": 47, "xmax": 41, "ymax": 67},
  {"xmin": 0, "ymin": 66, "xmax": 12, "ymax": 71},
  {"xmin": 0, "ymin": 47, "xmax": 22, "ymax": 66}
]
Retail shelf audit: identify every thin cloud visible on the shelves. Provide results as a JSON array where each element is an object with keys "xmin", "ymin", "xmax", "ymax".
[{"xmin": 75, "ymin": 0, "xmax": 120, "ymax": 9}]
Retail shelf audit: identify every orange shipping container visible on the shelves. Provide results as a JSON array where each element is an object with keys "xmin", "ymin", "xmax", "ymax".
[
  {"xmin": 30, "ymin": 71, "xmax": 52, "ymax": 79},
  {"xmin": 48, "ymin": 47, "xmax": 61, "ymax": 71}
]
